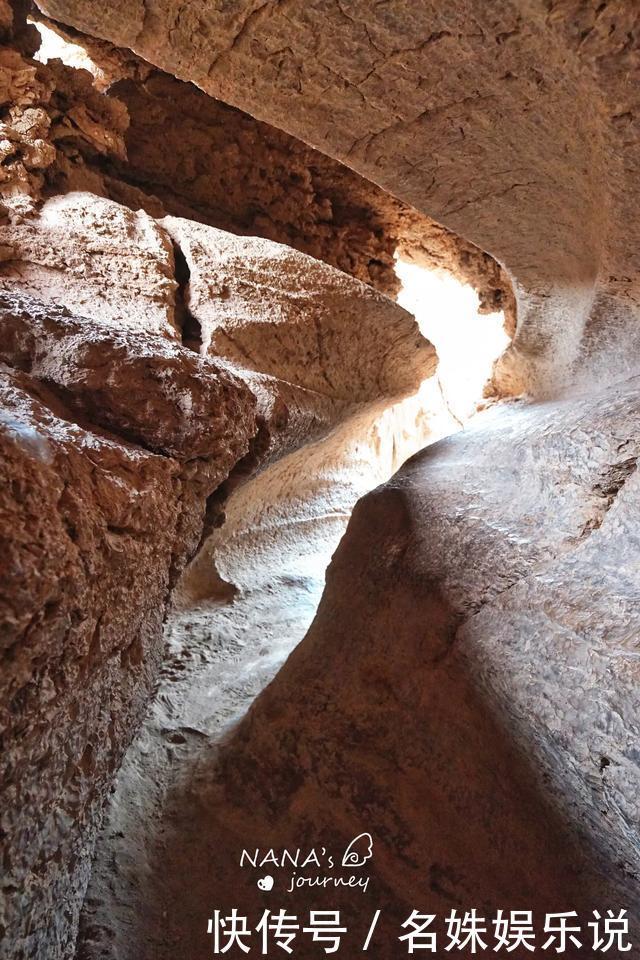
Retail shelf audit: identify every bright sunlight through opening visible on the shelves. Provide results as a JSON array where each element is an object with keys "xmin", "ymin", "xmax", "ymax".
[
  {"xmin": 31, "ymin": 20, "xmax": 102, "ymax": 77},
  {"xmin": 395, "ymin": 256, "xmax": 510, "ymax": 426}
]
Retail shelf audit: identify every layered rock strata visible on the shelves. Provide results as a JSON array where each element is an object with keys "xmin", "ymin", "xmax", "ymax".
[
  {"xmin": 105, "ymin": 67, "xmax": 514, "ymax": 314},
  {"xmin": 75, "ymin": 375, "xmax": 453, "ymax": 960}
]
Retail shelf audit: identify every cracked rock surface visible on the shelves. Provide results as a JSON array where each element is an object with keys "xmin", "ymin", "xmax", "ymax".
[
  {"xmin": 0, "ymin": 0, "xmax": 127, "ymax": 214},
  {"xmin": 2, "ymin": 190, "xmax": 436, "ymax": 466},
  {"xmin": 105, "ymin": 66, "xmax": 514, "ymax": 314},
  {"xmin": 0, "ymin": 193, "xmax": 179, "ymax": 336},
  {"xmin": 3, "ymin": 1, "xmax": 514, "ymax": 315},
  {"xmin": 0, "ymin": 184, "xmax": 435, "ymax": 954},
  {"xmin": 36, "ymin": 0, "xmax": 640, "ymax": 396}
]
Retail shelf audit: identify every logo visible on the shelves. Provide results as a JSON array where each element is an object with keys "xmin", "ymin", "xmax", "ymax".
[
  {"xmin": 341, "ymin": 833, "xmax": 373, "ymax": 868},
  {"xmin": 241, "ymin": 832, "xmax": 374, "ymax": 894}
]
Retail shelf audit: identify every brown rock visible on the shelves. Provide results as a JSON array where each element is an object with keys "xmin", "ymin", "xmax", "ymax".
[
  {"xmin": 0, "ymin": 201, "xmax": 437, "ymax": 949},
  {"xmin": 0, "ymin": 289, "xmax": 257, "ymax": 460},
  {"xmin": 1, "ymin": 187, "xmax": 437, "ymax": 469},
  {"xmin": 0, "ymin": 289, "xmax": 257, "ymax": 958},
  {"xmin": 6, "ymin": 5, "xmax": 640, "ymax": 959},
  {"xmin": 162, "ymin": 214, "xmax": 436, "ymax": 464},
  {"xmin": 9, "ymin": 3, "xmax": 515, "ymax": 316},
  {"xmin": 163, "ymin": 215, "xmax": 435, "ymax": 387},
  {"xmin": 0, "ymin": 192, "xmax": 179, "ymax": 335},
  {"xmin": 105, "ymin": 67, "xmax": 514, "ymax": 311},
  {"xmin": 0, "ymin": 5, "xmax": 127, "ymax": 214},
  {"xmin": 36, "ymin": 0, "xmax": 640, "ymax": 395},
  {"xmin": 192, "ymin": 379, "xmax": 640, "ymax": 958}
]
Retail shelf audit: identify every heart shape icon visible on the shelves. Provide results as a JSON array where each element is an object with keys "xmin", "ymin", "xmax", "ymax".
[{"xmin": 257, "ymin": 875, "xmax": 274, "ymax": 891}]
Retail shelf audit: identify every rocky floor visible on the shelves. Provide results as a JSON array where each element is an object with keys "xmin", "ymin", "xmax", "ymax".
[
  {"xmin": 78, "ymin": 373, "xmax": 640, "ymax": 960},
  {"xmin": 77, "ymin": 578, "xmax": 320, "ymax": 959}
]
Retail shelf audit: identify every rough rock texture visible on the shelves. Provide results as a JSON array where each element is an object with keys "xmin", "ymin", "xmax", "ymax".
[
  {"xmin": 158, "ymin": 378, "xmax": 640, "ymax": 959},
  {"xmin": 0, "ymin": 193, "xmax": 179, "ymax": 336},
  {"xmin": 36, "ymin": 0, "xmax": 640, "ymax": 395},
  {"xmin": 0, "ymin": 290, "xmax": 257, "ymax": 959},
  {"xmin": 0, "ymin": 291, "xmax": 256, "ymax": 461},
  {"xmin": 74, "ymin": 370, "xmax": 454, "ymax": 960},
  {"xmin": 105, "ymin": 67, "xmax": 514, "ymax": 313},
  {"xmin": 0, "ymin": 1, "xmax": 128, "ymax": 214},
  {"xmin": 1, "ymin": 190, "xmax": 436, "ymax": 464},
  {"xmin": 169, "ymin": 218, "xmax": 435, "ymax": 466},
  {"xmin": 0, "ymin": 198, "xmax": 436, "ymax": 956},
  {"xmin": 163, "ymin": 215, "xmax": 431, "ymax": 398},
  {"xmin": 7, "ymin": 4, "xmax": 640, "ymax": 960},
  {"xmin": 162, "ymin": 215, "xmax": 436, "ymax": 463},
  {"xmin": 4, "ymin": 0, "xmax": 515, "ymax": 316}
]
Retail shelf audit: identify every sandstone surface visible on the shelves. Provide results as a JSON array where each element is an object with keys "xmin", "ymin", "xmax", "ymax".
[
  {"xmin": 1, "ymin": 193, "xmax": 179, "ymax": 335},
  {"xmin": 195, "ymin": 378, "xmax": 640, "ymax": 958},
  {"xmin": 3, "ymin": 3, "xmax": 640, "ymax": 959},
  {"xmin": 0, "ymin": 289, "xmax": 256, "ymax": 958},
  {"xmin": 0, "ymin": 199, "xmax": 436, "ymax": 953},
  {"xmin": 1, "ymin": 190, "xmax": 436, "ymax": 467},
  {"xmin": 35, "ymin": 0, "xmax": 640, "ymax": 395}
]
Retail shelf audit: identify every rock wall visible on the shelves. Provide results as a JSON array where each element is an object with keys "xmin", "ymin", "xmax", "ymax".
[
  {"xmin": 0, "ymin": 290, "xmax": 257, "ymax": 958},
  {"xmin": 0, "ymin": 177, "xmax": 435, "ymax": 954},
  {"xmin": 195, "ymin": 378, "xmax": 640, "ymax": 958},
  {"xmin": 0, "ymin": 189, "xmax": 436, "ymax": 463},
  {"xmin": 105, "ymin": 68, "xmax": 514, "ymax": 314},
  {"xmin": 74, "ymin": 369, "xmax": 455, "ymax": 960},
  {"xmin": 4, "ymin": 0, "xmax": 514, "ymax": 315},
  {"xmin": 0, "ymin": 0, "xmax": 128, "ymax": 213},
  {"xmin": 4, "ymin": 1, "xmax": 640, "ymax": 957},
  {"xmin": 0, "ymin": 193, "xmax": 179, "ymax": 336},
  {"xmin": 35, "ymin": 0, "xmax": 640, "ymax": 395}
]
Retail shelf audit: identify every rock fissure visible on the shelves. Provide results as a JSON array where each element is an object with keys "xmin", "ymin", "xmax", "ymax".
[{"xmin": 170, "ymin": 238, "xmax": 202, "ymax": 352}]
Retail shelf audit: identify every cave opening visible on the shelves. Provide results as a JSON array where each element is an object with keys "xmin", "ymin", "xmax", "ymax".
[
  {"xmin": 31, "ymin": 17, "xmax": 97, "ymax": 71},
  {"xmin": 394, "ymin": 255, "xmax": 510, "ymax": 428}
]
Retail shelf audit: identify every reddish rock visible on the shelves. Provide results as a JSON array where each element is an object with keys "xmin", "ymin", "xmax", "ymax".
[{"xmin": 0, "ymin": 290, "xmax": 256, "ymax": 958}]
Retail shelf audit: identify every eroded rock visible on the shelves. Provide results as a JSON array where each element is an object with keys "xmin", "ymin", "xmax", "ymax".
[
  {"xmin": 163, "ymin": 216, "xmax": 433, "ymax": 400},
  {"xmin": 0, "ymin": 290, "xmax": 257, "ymax": 460},
  {"xmin": 0, "ymin": 1, "xmax": 127, "ymax": 214},
  {"xmin": 0, "ymin": 188, "xmax": 438, "ymax": 950},
  {"xmin": 0, "ymin": 290, "xmax": 257, "ymax": 958},
  {"xmin": 181, "ymin": 378, "xmax": 640, "ymax": 958},
  {"xmin": 73, "ymin": 353, "xmax": 452, "ymax": 960},
  {"xmin": 0, "ymin": 0, "xmax": 516, "ymax": 326},
  {"xmin": 36, "ymin": 0, "xmax": 640, "ymax": 395},
  {"xmin": 0, "ymin": 192, "xmax": 179, "ymax": 335},
  {"xmin": 105, "ymin": 67, "xmax": 514, "ymax": 313},
  {"xmin": 162, "ymin": 216, "xmax": 436, "ymax": 465},
  {"xmin": 6, "ymin": 5, "xmax": 640, "ymax": 960},
  {"xmin": 1, "ymin": 192, "xmax": 437, "ymax": 468}
]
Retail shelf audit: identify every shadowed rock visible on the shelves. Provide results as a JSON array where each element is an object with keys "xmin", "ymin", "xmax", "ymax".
[
  {"xmin": 0, "ymin": 289, "xmax": 256, "ymax": 959},
  {"xmin": 187, "ymin": 378, "xmax": 640, "ymax": 958}
]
